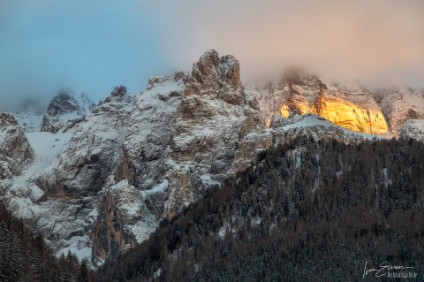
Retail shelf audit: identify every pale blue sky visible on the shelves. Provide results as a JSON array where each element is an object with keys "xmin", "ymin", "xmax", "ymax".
[
  {"xmin": 1, "ymin": 1, "xmax": 423, "ymax": 109},
  {"xmin": 0, "ymin": 1, "xmax": 173, "ymax": 107}
]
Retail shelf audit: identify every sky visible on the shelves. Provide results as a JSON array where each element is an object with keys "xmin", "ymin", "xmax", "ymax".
[{"xmin": 1, "ymin": 0, "xmax": 423, "ymax": 110}]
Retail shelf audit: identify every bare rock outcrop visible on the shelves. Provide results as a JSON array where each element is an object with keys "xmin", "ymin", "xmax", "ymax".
[
  {"xmin": 377, "ymin": 87, "xmax": 424, "ymax": 135},
  {"xmin": 41, "ymin": 89, "xmax": 94, "ymax": 133},
  {"xmin": 167, "ymin": 49, "xmax": 263, "ymax": 213},
  {"xmin": 0, "ymin": 113, "xmax": 33, "ymax": 180},
  {"xmin": 92, "ymin": 179, "xmax": 156, "ymax": 264}
]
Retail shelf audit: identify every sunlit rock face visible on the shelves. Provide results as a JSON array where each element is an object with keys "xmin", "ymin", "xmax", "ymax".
[
  {"xmin": 255, "ymin": 70, "xmax": 388, "ymax": 134},
  {"xmin": 314, "ymin": 93, "xmax": 388, "ymax": 134}
]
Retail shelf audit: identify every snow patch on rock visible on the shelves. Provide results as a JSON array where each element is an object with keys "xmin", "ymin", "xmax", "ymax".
[{"xmin": 401, "ymin": 119, "xmax": 424, "ymax": 142}]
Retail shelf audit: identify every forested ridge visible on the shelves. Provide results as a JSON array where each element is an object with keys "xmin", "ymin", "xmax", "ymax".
[
  {"xmin": 99, "ymin": 137, "xmax": 424, "ymax": 281},
  {"xmin": 2, "ymin": 137, "xmax": 424, "ymax": 281},
  {"xmin": 0, "ymin": 202, "xmax": 96, "ymax": 281}
]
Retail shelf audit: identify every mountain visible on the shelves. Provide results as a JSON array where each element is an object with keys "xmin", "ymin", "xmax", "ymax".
[
  {"xmin": 0, "ymin": 50, "xmax": 423, "ymax": 270},
  {"xmin": 401, "ymin": 119, "xmax": 424, "ymax": 142},
  {"xmin": 0, "ymin": 201, "xmax": 95, "ymax": 281},
  {"xmin": 41, "ymin": 89, "xmax": 94, "ymax": 133},
  {"xmin": 254, "ymin": 69, "xmax": 388, "ymax": 134},
  {"xmin": 9, "ymin": 90, "xmax": 94, "ymax": 134},
  {"xmin": 376, "ymin": 86, "xmax": 424, "ymax": 135},
  {"xmin": 12, "ymin": 97, "xmax": 46, "ymax": 133},
  {"xmin": 99, "ymin": 137, "xmax": 424, "ymax": 281}
]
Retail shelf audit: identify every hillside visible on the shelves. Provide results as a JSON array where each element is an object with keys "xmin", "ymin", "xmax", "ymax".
[
  {"xmin": 99, "ymin": 137, "xmax": 424, "ymax": 281},
  {"xmin": 0, "ymin": 201, "xmax": 96, "ymax": 281}
]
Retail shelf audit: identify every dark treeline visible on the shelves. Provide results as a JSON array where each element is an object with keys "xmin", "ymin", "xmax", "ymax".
[
  {"xmin": 0, "ymin": 202, "xmax": 96, "ymax": 282},
  {"xmin": 99, "ymin": 137, "xmax": 424, "ymax": 281}
]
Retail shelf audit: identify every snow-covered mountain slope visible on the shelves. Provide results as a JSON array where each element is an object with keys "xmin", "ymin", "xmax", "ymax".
[
  {"xmin": 3, "ymin": 131, "xmax": 74, "ymax": 217},
  {"xmin": 7, "ymin": 97, "xmax": 47, "ymax": 133},
  {"xmin": 10, "ymin": 90, "xmax": 94, "ymax": 134},
  {"xmin": 253, "ymin": 70, "xmax": 388, "ymax": 134},
  {"xmin": 401, "ymin": 119, "xmax": 424, "ymax": 142},
  {"xmin": 0, "ymin": 50, "xmax": 422, "ymax": 267},
  {"xmin": 0, "ymin": 50, "xmax": 265, "ymax": 266},
  {"xmin": 14, "ymin": 111, "xmax": 44, "ymax": 133}
]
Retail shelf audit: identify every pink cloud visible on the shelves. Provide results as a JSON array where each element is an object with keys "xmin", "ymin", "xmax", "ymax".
[{"xmin": 148, "ymin": 0, "xmax": 424, "ymax": 87}]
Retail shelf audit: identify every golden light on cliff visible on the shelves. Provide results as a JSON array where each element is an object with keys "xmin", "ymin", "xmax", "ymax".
[
  {"xmin": 265, "ymin": 118, "xmax": 272, "ymax": 128},
  {"xmin": 280, "ymin": 105, "xmax": 290, "ymax": 118},
  {"xmin": 279, "ymin": 96, "xmax": 388, "ymax": 134}
]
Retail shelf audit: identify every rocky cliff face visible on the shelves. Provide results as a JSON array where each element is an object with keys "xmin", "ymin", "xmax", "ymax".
[
  {"xmin": 166, "ymin": 50, "xmax": 263, "ymax": 214},
  {"xmin": 98, "ymin": 50, "xmax": 264, "ymax": 260},
  {"xmin": 376, "ymin": 87, "xmax": 424, "ymax": 135},
  {"xmin": 0, "ymin": 113, "xmax": 33, "ymax": 180},
  {"xmin": 37, "ymin": 86, "xmax": 133, "ymax": 199},
  {"xmin": 314, "ymin": 92, "xmax": 388, "ymax": 134},
  {"xmin": 254, "ymin": 70, "xmax": 388, "ymax": 134},
  {"xmin": 41, "ymin": 90, "xmax": 94, "ymax": 133}
]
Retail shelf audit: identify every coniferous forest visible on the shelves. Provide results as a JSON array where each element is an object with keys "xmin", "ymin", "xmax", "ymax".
[
  {"xmin": 0, "ymin": 202, "xmax": 96, "ymax": 281},
  {"xmin": 2, "ymin": 137, "xmax": 424, "ymax": 281},
  {"xmin": 99, "ymin": 137, "xmax": 424, "ymax": 281}
]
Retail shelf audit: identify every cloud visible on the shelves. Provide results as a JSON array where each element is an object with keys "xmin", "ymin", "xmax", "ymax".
[
  {"xmin": 0, "ymin": 0, "xmax": 161, "ymax": 110},
  {"xmin": 0, "ymin": 0, "xmax": 423, "ymax": 111},
  {"xmin": 149, "ymin": 0, "xmax": 424, "ymax": 87}
]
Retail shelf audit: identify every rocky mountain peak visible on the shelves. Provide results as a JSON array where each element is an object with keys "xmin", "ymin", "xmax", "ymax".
[
  {"xmin": 41, "ymin": 89, "xmax": 94, "ymax": 133},
  {"xmin": 97, "ymin": 85, "xmax": 133, "ymax": 110},
  {"xmin": 110, "ymin": 85, "xmax": 127, "ymax": 98},
  {"xmin": 46, "ymin": 89, "xmax": 83, "ymax": 116},
  {"xmin": 282, "ymin": 67, "xmax": 325, "ymax": 89},
  {"xmin": 193, "ymin": 49, "xmax": 240, "ymax": 87},
  {"xmin": 187, "ymin": 49, "xmax": 244, "ymax": 105},
  {"xmin": 218, "ymin": 54, "xmax": 241, "ymax": 86},
  {"xmin": 196, "ymin": 49, "xmax": 221, "ymax": 78}
]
